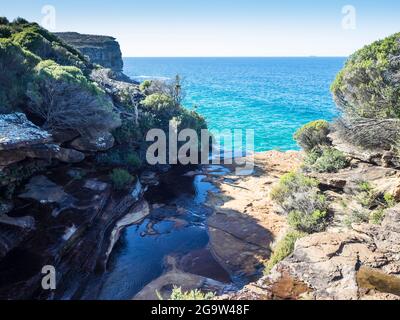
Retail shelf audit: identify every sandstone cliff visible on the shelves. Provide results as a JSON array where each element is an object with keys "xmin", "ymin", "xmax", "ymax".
[{"xmin": 55, "ymin": 32, "xmax": 124, "ymax": 73}]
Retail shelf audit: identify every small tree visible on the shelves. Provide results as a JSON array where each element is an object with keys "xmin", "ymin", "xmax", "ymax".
[
  {"xmin": 294, "ymin": 120, "xmax": 330, "ymax": 152},
  {"xmin": 27, "ymin": 60, "xmax": 120, "ymax": 134},
  {"xmin": 0, "ymin": 17, "xmax": 9, "ymax": 25}
]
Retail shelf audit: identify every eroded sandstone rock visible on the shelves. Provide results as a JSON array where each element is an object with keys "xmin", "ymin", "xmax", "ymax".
[{"xmin": 0, "ymin": 113, "xmax": 51, "ymax": 151}]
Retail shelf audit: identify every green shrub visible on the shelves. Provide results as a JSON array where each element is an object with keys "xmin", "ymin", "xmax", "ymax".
[
  {"xmin": 0, "ymin": 25, "xmax": 12, "ymax": 38},
  {"xmin": 139, "ymin": 80, "xmax": 152, "ymax": 93},
  {"xmin": 96, "ymin": 149, "xmax": 141, "ymax": 169},
  {"xmin": 109, "ymin": 169, "xmax": 134, "ymax": 190},
  {"xmin": 294, "ymin": 120, "xmax": 330, "ymax": 151},
  {"xmin": 271, "ymin": 172, "xmax": 328, "ymax": 233},
  {"xmin": 126, "ymin": 152, "xmax": 142, "ymax": 168},
  {"xmin": 264, "ymin": 231, "xmax": 305, "ymax": 275},
  {"xmin": 142, "ymin": 93, "xmax": 175, "ymax": 110},
  {"xmin": 331, "ymin": 32, "xmax": 400, "ymax": 119},
  {"xmin": 0, "ymin": 39, "xmax": 39, "ymax": 112},
  {"xmin": 344, "ymin": 209, "xmax": 370, "ymax": 227},
  {"xmin": 370, "ymin": 208, "xmax": 385, "ymax": 225},
  {"xmin": 12, "ymin": 23, "xmax": 88, "ymax": 70},
  {"xmin": 270, "ymin": 172, "xmax": 319, "ymax": 210},
  {"xmin": 13, "ymin": 17, "xmax": 29, "ymax": 25},
  {"xmin": 304, "ymin": 147, "xmax": 348, "ymax": 173},
  {"xmin": 113, "ymin": 120, "xmax": 141, "ymax": 145},
  {"xmin": 384, "ymin": 193, "xmax": 396, "ymax": 208},
  {"xmin": 169, "ymin": 287, "xmax": 215, "ymax": 300},
  {"xmin": 288, "ymin": 209, "xmax": 328, "ymax": 233},
  {"xmin": 27, "ymin": 60, "xmax": 120, "ymax": 133},
  {"xmin": 0, "ymin": 17, "xmax": 9, "ymax": 25},
  {"xmin": 175, "ymin": 108, "xmax": 207, "ymax": 134},
  {"xmin": 359, "ymin": 181, "xmax": 372, "ymax": 193},
  {"xmin": 356, "ymin": 182, "xmax": 379, "ymax": 209}
]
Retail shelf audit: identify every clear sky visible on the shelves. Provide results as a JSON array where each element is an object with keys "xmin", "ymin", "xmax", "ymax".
[{"xmin": 1, "ymin": 0, "xmax": 400, "ymax": 57}]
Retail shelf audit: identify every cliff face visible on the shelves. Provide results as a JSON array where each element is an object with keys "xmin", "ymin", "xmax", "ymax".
[{"xmin": 55, "ymin": 32, "xmax": 124, "ymax": 72}]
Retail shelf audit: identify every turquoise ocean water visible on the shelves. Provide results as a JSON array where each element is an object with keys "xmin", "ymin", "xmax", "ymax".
[{"xmin": 124, "ymin": 57, "xmax": 346, "ymax": 152}]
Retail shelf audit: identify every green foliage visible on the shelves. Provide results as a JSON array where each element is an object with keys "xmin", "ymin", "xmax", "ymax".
[
  {"xmin": 370, "ymin": 208, "xmax": 386, "ymax": 225},
  {"xmin": 175, "ymin": 108, "xmax": 207, "ymax": 134},
  {"xmin": 97, "ymin": 149, "xmax": 142, "ymax": 169},
  {"xmin": 359, "ymin": 181, "xmax": 372, "ymax": 193},
  {"xmin": 0, "ymin": 17, "xmax": 10, "ymax": 25},
  {"xmin": 270, "ymin": 171, "xmax": 319, "ymax": 207},
  {"xmin": 109, "ymin": 169, "xmax": 134, "ymax": 190},
  {"xmin": 34, "ymin": 60, "xmax": 99, "ymax": 92},
  {"xmin": 11, "ymin": 23, "xmax": 88, "ymax": 70},
  {"xmin": 304, "ymin": 147, "xmax": 348, "ymax": 173},
  {"xmin": 113, "ymin": 119, "xmax": 141, "ymax": 145},
  {"xmin": 384, "ymin": 193, "xmax": 396, "ymax": 208},
  {"xmin": 142, "ymin": 93, "xmax": 175, "ymax": 110},
  {"xmin": 331, "ymin": 32, "xmax": 400, "ymax": 119},
  {"xmin": 264, "ymin": 231, "xmax": 305, "ymax": 275},
  {"xmin": 26, "ymin": 59, "xmax": 119, "ymax": 133},
  {"xmin": 356, "ymin": 181, "xmax": 379, "ymax": 208},
  {"xmin": 344, "ymin": 210, "xmax": 370, "ymax": 227},
  {"xmin": 294, "ymin": 120, "xmax": 330, "ymax": 151},
  {"xmin": 0, "ymin": 25, "xmax": 13, "ymax": 38},
  {"xmin": 13, "ymin": 17, "xmax": 29, "ymax": 25},
  {"xmin": 271, "ymin": 172, "xmax": 328, "ymax": 233},
  {"xmin": 169, "ymin": 287, "xmax": 215, "ymax": 301},
  {"xmin": 126, "ymin": 152, "xmax": 142, "ymax": 168},
  {"xmin": 139, "ymin": 79, "xmax": 152, "ymax": 93},
  {"xmin": 288, "ymin": 209, "xmax": 328, "ymax": 234},
  {"xmin": 0, "ymin": 39, "xmax": 39, "ymax": 112}
]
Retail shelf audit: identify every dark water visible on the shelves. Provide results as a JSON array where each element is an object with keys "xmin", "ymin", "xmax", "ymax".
[{"xmin": 95, "ymin": 169, "xmax": 229, "ymax": 300}]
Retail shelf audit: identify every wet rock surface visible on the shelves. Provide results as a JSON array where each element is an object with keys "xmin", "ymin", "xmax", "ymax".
[{"xmin": 0, "ymin": 163, "xmax": 147, "ymax": 300}]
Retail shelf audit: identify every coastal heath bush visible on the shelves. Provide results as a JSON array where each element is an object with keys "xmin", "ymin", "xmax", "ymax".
[
  {"xmin": 0, "ymin": 17, "xmax": 10, "ymax": 25},
  {"xmin": 26, "ymin": 60, "xmax": 120, "ymax": 134},
  {"xmin": 0, "ymin": 39, "xmax": 39, "ymax": 113},
  {"xmin": 169, "ymin": 287, "xmax": 215, "ymax": 300},
  {"xmin": 288, "ymin": 209, "xmax": 328, "ymax": 233},
  {"xmin": 304, "ymin": 147, "xmax": 348, "ymax": 173},
  {"xmin": 270, "ymin": 172, "xmax": 328, "ymax": 233},
  {"xmin": 294, "ymin": 120, "xmax": 330, "ymax": 152},
  {"xmin": 0, "ymin": 25, "xmax": 13, "ymax": 38},
  {"xmin": 109, "ymin": 169, "xmax": 134, "ymax": 190},
  {"xmin": 331, "ymin": 32, "xmax": 400, "ymax": 119},
  {"xmin": 270, "ymin": 172, "xmax": 319, "ymax": 212},
  {"xmin": 264, "ymin": 230, "xmax": 305, "ymax": 275}
]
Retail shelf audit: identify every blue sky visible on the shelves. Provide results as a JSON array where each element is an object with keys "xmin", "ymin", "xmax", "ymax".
[{"xmin": 1, "ymin": 0, "xmax": 400, "ymax": 56}]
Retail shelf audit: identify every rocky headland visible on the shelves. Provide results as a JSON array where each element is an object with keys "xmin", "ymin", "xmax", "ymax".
[
  {"xmin": 0, "ymin": 18, "xmax": 206, "ymax": 299},
  {"xmin": 1, "ymin": 17, "xmax": 400, "ymax": 300},
  {"xmin": 54, "ymin": 32, "xmax": 124, "ymax": 74}
]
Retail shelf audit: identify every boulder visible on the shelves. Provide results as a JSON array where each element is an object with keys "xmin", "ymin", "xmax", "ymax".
[
  {"xmin": 55, "ymin": 148, "xmax": 85, "ymax": 163},
  {"xmin": 0, "ymin": 113, "xmax": 51, "ymax": 151},
  {"xmin": 19, "ymin": 175, "xmax": 72, "ymax": 205},
  {"xmin": 263, "ymin": 204, "xmax": 400, "ymax": 300},
  {"xmin": 83, "ymin": 179, "xmax": 109, "ymax": 192},
  {"xmin": 71, "ymin": 131, "xmax": 115, "ymax": 152}
]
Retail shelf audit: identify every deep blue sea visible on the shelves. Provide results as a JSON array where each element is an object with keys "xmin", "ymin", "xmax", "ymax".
[{"xmin": 123, "ymin": 57, "xmax": 346, "ymax": 152}]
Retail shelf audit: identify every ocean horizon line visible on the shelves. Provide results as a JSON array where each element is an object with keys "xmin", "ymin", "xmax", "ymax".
[{"xmin": 123, "ymin": 56, "xmax": 348, "ymax": 59}]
